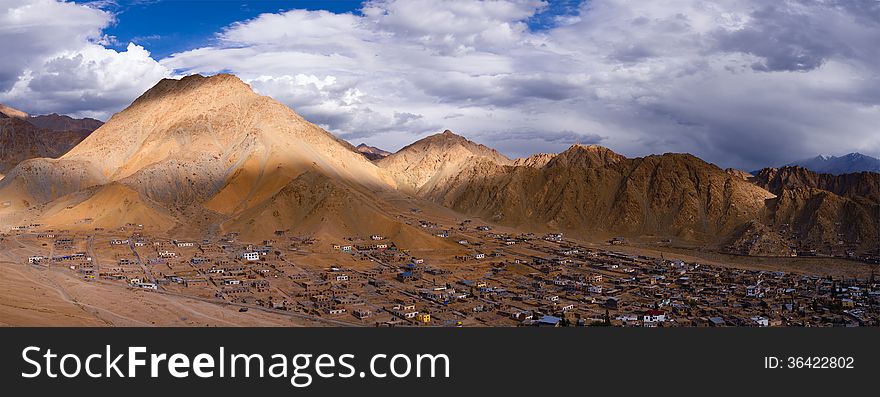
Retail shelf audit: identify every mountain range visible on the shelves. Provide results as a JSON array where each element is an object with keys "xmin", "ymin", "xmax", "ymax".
[
  {"xmin": 356, "ymin": 143, "xmax": 391, "ymax": 161},
  {"xmin": 0, "ymin": 74, "xmax": 876, "ymax": 257},
  {"xmin": 0, "ymin": 104, "xmax": 103, "ymax": 176},
  {"xmin": 781, "ymin": 153, "xmax": 880, "ymax": 175}
]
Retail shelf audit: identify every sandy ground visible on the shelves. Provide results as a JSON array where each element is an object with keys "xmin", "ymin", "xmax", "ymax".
[
  {"xmin": 0, "ymin": 260, "xmax": 334, "ymax": 327},
  {"xmin": 0, "ymin": 236, "xmax": 338, "ymax": 327},
  {"xmin": 0, "ymin": 261, "xmax": 105, "ymax": 326}
]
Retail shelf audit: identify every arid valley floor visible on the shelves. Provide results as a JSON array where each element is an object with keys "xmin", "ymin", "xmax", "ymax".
[{"xmin": 2, "ymin": 208, "xmax": 877, "ymax": 327}]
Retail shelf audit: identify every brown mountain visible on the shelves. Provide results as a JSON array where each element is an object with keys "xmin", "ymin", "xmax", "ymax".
[
  {"xmin": 28, "ymin": 113, "xmax": 103, "ymax": 133},
  {"xmin": 0, "ymin": 103, "xmax": 29, "ymax": 119},
  {"xmin": 356, "ymin": 143, "xmax": 391, "ymax": 161},
  {"xmin": 2, "ymin": 74, "xmax": 875, "ymax": 257},
  {"xmin": 0, "ymin": 104, "xmax": 100, "ymax": 175},
  {"xmin": 740, "ymin": 166, "xmax": 880, "ymax": 254},
  {"xmin": 0, "ymin": 75, "xmax": 448, "ymax": 248},
  {"xmin": 0, "ymin": 117, "xmax": 54, "ymax": 174},
  {"xmin": 421, "ymin": 145, "xmax": 773, "ymax": 242},
  {"xmin": 725, "ymin": 168, "xmax": 754, "ymax": 181},
  {"xmin": 754, "ymin": 166, "xmax": 880, "ymax": 202},
  {"xmin": 377, "ymin": 129, "xmax": 511, "ymax": 196},
  {"xmin": 376, "ymin": 132, "xmax": 877, "ymax": 254},
  {"xmin": 512, "ymin": 152, "xmax": 555, "ymax": 168}
]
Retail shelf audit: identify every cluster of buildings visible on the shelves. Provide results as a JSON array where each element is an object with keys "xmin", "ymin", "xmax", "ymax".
[{"xmin": 9, "ymin": 218, "xmax": 879, "ymax": 327}]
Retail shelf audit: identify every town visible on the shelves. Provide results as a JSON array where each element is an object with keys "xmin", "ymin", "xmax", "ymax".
[{"xmin": 4, "ymin": 215, "xmax": 879, "ymax": 328}]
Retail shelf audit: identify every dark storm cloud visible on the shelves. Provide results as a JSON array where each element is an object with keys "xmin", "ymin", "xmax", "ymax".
[
  {"xmin": 714, "ymin": 4, "xmax": 850, "ymax": 72},
  {"xmin": 393, "ymin": 112, "xmax": 423, "ymax": 125},
  {"xmin": 501, "ymin": 75, "xmax": 584, "ymax": 102},
  {"xmin": 489, "ymin": 129, "xmax": 604, "ymax": 144},
  {"xmin": 819, "ymin": 0, "xmax": 880, "ymax": 26},
  {"xmin": 609, "ymin": 43, "xmax": 655, "ymax": 63}
]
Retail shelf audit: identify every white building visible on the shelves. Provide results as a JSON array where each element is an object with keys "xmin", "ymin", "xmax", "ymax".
[
  {"xmin": 643, "ymin": 310, "xmax": 667, "ymax": 324},
  {"xmin": 242, "ymin": 252, "xmax": 260, "ymax": 261}
]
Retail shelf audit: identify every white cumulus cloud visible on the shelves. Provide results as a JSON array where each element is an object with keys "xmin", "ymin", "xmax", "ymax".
[{"xmin": 0, "ymin": 0, "xmax": 170, "ymax": 119}]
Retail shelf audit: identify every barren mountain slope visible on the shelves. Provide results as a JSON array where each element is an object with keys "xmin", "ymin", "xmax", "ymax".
[
  {"xmin": 431, "ymin": 145, "xmax": 775, "ymax": 243},
  {"xmin": 357, "ymin": 143, "xmax": 391, "ymax": 161},
  {"xmin": 220, "ymin": 170, "xmax": 448, "ymax": 246},
  {"xmin": 0, "ymin": 74, "xmax": 425, "ymax": 241},
  {"xmin": 769, "ymin": 188, "xmax": 878, "ymax": 249},
  {"xmin": 543, "ymin": 144, "xmax": 625, "ymax": 169},
  {"xmin": 748, "ymin": 167, "xmax": 880, "ymax": 252},
  {"xmin": 0, "ymin": 103, "xmax": 28, "ymax": 119},
  {"xmin": 425, "ymin": 148, "xmax": 878, "ymax": 252},
  {"xmin": 61, "ymin": 74, "xmax": 394, "ymax": 192},
  {"xmin": 3, "ymin": 74, "xmax": 874, "ymax": 255},
  {"xmin": 36, "ymin": 182, "xmax": 177, "ymax": 232},
  {"xmin": 377, "ymin": 130, "xmax": 511, "ymax": 195},
  {"xmin": 0, "ymin": 117, "xmax": 54, "ymax": 173},
  {"xmin": 754, "ymin": 166, "xmax": 880, "ymax": 202},
  {"xmin": 725, "ymin": 168, "xmax": 754, "ymax": 181},
  {"xmin": 513, "ymin": 153, "xmax": 556, "ymax": 168},
  {"xmin": 28, "ymin": 113, "xmax": 103, "ymax": 133},
  {"xmin": 0, "ymin": 106, "xmax": 94, "ymax": 174}
]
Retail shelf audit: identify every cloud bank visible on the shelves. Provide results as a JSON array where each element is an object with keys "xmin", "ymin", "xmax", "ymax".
[
  {"xmin": 1, "ymin": 0, "xmax": 878, "ymax": 170},
  {"xmin": 0, "ymin": 0, "xmax": 170, "ymax": 119}
]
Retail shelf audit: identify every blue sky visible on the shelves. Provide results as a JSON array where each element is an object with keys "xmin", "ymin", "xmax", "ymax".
[
  {"xmin": 2, "ymin": 0, "xmax": 879, "ymax": 170},
  {"xmin": 87, "ymin": 1, "xmax": 365, "ymax": 58},
  {"xmin": 86, "ymin": 0, "xmax": 582, "ymax": 58}
]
